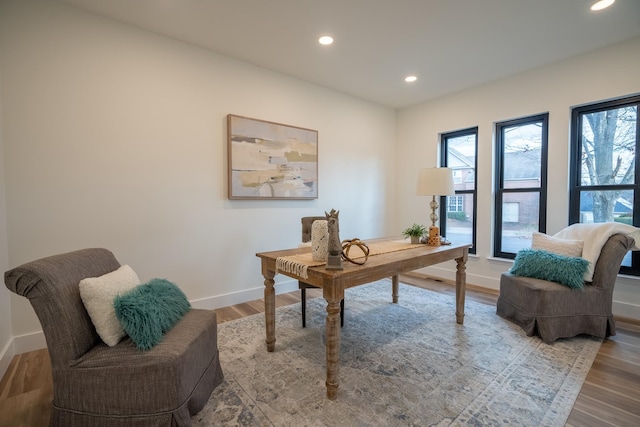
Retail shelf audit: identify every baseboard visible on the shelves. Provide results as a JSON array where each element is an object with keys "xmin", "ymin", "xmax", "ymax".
[
  {"xmin": 612, "ymin": 301, "xmax": 640, "ymax": 323},
  {"xmin": 402, "ymin": 271, "xmax": 500, "ymax": 296},
  {"xmin": 1, "ymin": 330, "xmax": 50, "ymax": 380},
  {"xmin": 407, "ymin": 266, "xmax": 501, "ymax": 292},
  {"xmin": 402, "ymin": 267, "xmax": 500, "ymax": 295},
  {"xmin": 188, "ymin": 278, "xmax": 300, "ymax": 310},
  {"xmin": 11, "ymin": 331, "xmax": 47, "ymax": 354}
]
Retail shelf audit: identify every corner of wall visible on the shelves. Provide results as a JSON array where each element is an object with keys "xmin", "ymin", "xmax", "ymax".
[
  {"xmin": 0, "ymin": 338, "xmax": 15, "ymax": 381},
  {"xmin": 0, "ymin": 66, "xmax": 14, "ymax": 381}
]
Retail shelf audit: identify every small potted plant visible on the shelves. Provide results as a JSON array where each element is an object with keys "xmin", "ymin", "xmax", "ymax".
[{"xmin": 402, "ymin": 223, "xmax": 427, "ymax": 244}]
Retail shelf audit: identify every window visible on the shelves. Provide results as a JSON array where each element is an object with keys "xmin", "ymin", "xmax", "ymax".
[
  {"xmin": 494, "ymin": 113, "xmax": 548, "ymax": 258},
  {"xmin": 440, "ymin": 127, "xmax": 477, "ymax": 253},
  {"xmin": 448, "ymin": 195, "xmax": 464, "ymax": 212},
  {"xmin": 569, "ymin": 94, "xmax": 640, "ymax": 275}
]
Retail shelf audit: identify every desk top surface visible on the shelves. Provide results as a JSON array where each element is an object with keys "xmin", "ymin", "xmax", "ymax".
[{"xmin": 256, "ymin": 237, "xmax": 470, "ymax": 285}]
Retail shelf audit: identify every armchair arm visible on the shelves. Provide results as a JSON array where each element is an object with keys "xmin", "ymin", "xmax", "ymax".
[{"xmin": 590, "ymin": 234, "xmax": 634, "ymax": 289}]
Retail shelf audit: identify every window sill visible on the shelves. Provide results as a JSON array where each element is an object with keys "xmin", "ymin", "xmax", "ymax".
[{"xmin": 487, "ymin": 256, "xmax": 514, "ymax": 264}]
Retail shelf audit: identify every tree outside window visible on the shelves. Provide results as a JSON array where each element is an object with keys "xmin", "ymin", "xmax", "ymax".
[{"xmin": 570, "ymin": 95, "xmax": 639, "ymax": 273}]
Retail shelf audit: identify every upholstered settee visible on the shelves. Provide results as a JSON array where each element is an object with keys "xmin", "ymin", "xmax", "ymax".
[
  {"xmin": 4, "ymin": 248, "xmax": 223, "ymax": 426},
  {"xmin": 497, "ymin": 234, "xmax": 634, "ymax": 343}
]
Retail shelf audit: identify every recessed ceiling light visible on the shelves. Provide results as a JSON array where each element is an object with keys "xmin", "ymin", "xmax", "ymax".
[
  {"xmin": 591, "ymin": 0, "xmax": 615, "ymax": 11},
  {"xmin": 319, "ymin": 36, "xmax": 334, "ymax": 45},
  {"xmin": 405, "ymin": 75, "xmax": 418, "ymax": 83}
]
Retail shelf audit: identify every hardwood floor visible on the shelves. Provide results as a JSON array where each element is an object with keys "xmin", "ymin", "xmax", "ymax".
[{"xmin": 1, "ymin": 274, "xmax": 639, "ymax": 426}]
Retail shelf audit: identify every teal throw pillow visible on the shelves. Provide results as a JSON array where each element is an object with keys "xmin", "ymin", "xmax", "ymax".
[
  {"xmin": 510, "ymin": 249, "xmax": 589, "ymax": 289},
  {"xmin": 114, "ymin": 278, "xmax": 191, "ymax": 350}
]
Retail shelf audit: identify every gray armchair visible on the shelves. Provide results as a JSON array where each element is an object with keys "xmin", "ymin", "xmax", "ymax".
[
  {"xmin": 497, "ymin": 234, "xmax": 634, "ymax": 343},
  {"xmin": 4, "ymin": 248, "xmax": 223, "ymax": 426}
]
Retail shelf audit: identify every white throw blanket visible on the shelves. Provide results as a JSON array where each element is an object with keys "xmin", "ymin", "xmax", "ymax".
[{"xmin": 554, "ymin": 222, "xmax": 640, "ymax": 281}]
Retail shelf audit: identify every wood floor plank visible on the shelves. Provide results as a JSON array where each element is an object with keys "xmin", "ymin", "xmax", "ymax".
[
  {"xmin": 606, "ymin": 329, "xmax": 640, "ymax": 347},
  {"xmin": 0, "ymin": 357, "xmax": 52, "ymax": 427},
  {"xmin": 214, "ymin": 306, "xmax": 242, "ymax": 323},
  {"xmin": 586, "ymin": 358, "xmax": 640, "ymax": 393},
  {"xmin": 577, "ymin": 381, "xmax": 640, "ymax": 417},
  {"xmin": 571, "ymin": 393, "xmax": 640, "ymax": 426},
  {"xmin": 566, "ymin": 408, "xmax": 618, "ymax": 427},
  {"xmin": 0, "ymin": 354, "xmax": 19, "ymax": 400},
  {"xmin": 598, "ymin": 340, "xmax": 640, "ymax": 365}
]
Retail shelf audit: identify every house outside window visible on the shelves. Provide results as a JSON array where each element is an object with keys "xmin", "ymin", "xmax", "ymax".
[
  {"xmin": 494, "ymin": 113, "xmax": 548, "ymax": 258},
  {"xmin": 569, "ymin": 94, "xmax": 640, "ymax": 275},
  {"xmin": 440, "ymin": 127, "xmax": 477, "ymax": 253}
]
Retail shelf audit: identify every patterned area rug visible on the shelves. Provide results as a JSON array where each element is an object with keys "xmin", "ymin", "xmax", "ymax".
[{"xmin": 193, "ymin": 280, "xmax": 601, "ymax": 426}]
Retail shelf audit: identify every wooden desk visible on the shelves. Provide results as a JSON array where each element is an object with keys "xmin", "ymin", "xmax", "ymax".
[{"xmin": 256, "ymin": 239, "xmax": 470, "ymax": 400}]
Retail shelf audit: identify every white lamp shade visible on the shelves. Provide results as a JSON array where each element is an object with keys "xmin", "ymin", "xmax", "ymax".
[{"xmin": 416, "ymin": 167, "xmax": 455, "ymax": 196}]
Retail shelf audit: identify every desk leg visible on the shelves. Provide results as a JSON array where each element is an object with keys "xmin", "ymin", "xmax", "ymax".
[
  {"xmin": 263, "ymin": 269, "xmax": 276, "ymax": 352},
  {"xmin": 392, "ymin": 275, "xmax": 399, "ymax": 303},
  {"xmin": 325, "ymin": 294, "xmax": 342, "ymax": 400},
  {"xmin": 455, "ymin": 252, "xmax": 468, "ymax": 324}
]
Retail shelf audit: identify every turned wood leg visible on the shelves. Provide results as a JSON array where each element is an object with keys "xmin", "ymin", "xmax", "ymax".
[
  {"xmin": 455, "ymin": 252, "xmax": 468, "ymax": 324},
  {"xmin": 263, "ymin": 269, "xmax": 276, "ymax": 351},
  {"xmin": 325, "ymin": 295, "xmax": 342, "ymax": 400},
  {"xmin": 392, "ymin": 274, "xmax": 399, "ymax": 303}
]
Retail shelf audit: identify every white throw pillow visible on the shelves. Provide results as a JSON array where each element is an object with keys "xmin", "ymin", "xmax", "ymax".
[
  {"xmin": 531, "ymin": 232, "xmax": 584, "ymax": 258},
  {"xmin": 79, "ymin": 264, "xmax": 141, "ymax": 346}
]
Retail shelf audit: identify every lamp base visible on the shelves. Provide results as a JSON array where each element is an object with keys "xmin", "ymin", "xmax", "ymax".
[{"xmin": 427, "ymin": 225, "xmax": 441, "ymax": 246}]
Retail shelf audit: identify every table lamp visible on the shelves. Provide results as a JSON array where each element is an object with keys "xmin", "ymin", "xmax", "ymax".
[{"xmin": 416, "ymin": 167, "xmax": 455, "ymax": 246}]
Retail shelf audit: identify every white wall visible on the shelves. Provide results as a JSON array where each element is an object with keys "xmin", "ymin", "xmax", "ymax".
[
  {"xmin": 0, "ymin": 67, "xmax": 15, "ymax": 377},
  {"xmin": 397, "ymin": 36, "xmax": 640, "ymax": 320},
  {"xmin": 0, "ymin": 0, "xmax": 397, "ymax": 349}
]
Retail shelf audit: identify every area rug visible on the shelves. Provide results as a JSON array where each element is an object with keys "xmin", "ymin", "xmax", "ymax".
[{"xmin": 193, "ymin": 280, "xmax": 601, "ymax": 426}]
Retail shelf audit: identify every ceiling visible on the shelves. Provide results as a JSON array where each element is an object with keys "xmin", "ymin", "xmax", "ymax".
[{"xmin": 55, "ymin": 0, "xmax": 640, "ymax": 109}]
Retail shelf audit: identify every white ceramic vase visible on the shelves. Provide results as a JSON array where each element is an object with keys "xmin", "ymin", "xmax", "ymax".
[{"xmin": 311, "ymin": 220, "xmax": 329, "ymax": 262}]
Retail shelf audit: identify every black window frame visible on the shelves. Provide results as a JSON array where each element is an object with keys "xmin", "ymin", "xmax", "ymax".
[
  {"xmin": 440, "ymin": 127, "xmax": 478, "ymax": 254},
  {"xmin": 569, "ymin": 94, "xmax": 640, "ymax": 276},
  {"xmin": 494, "ymin": 113, "xmax": 549, "ymax": 259}
]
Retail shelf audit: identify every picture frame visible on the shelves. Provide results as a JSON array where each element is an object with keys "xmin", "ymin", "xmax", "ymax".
[{"xmin": 227, "ymin": 114, "xmax": 318, "ymax": 200}]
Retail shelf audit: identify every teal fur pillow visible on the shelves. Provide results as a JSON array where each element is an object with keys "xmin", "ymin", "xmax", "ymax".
[
  {"xmin": 511, "ymin": 249, "xmax": 589, "ymax": 289},
  {"xmin": 114, "ymin": 278, "xmax": 191, "ymax": 350}
]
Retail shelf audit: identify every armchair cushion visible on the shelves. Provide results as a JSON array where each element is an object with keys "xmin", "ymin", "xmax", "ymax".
[
  {"xmin": 115, "ymin": 278, "xmax": 191, "ymax": 350},
  {"xmin": 531, "ymin": 231, "xmax": 583, "ymax": 257},
  {"xmin": 79, "ymin": 264, "xmax": 141, "ymax": 346},
  {"xmin": 510, "ymin": 249, "xmax": 589, "ymax": 289}
]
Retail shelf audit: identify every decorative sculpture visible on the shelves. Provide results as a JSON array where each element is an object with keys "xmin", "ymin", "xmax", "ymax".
[
  {"xmin": 341, "ymin": 238, "xmax": 370, "ymax": 265},
  {"xmin": 325, "ymin": 209, "xmax": 343, "ymax": 270}
]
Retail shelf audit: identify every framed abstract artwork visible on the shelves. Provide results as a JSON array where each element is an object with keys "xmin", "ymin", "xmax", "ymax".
[{"xmin": 227, "ymin": 114, "xmax": 318, "ymax": 199}]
